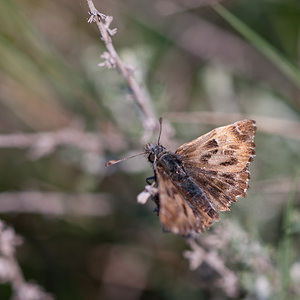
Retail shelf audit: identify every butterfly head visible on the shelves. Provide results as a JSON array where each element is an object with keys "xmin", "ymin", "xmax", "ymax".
[
  {"xmin": 145, "ymin": 143, "xmax": 167, "ymax": 163},
  {"xmin": 105, "ymin": 118, "xmax": 165, "ymax": 167}
]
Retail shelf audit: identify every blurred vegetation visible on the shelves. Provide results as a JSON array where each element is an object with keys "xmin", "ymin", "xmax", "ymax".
[{"xmin": 0, "ymin": 0, "xmax": 300, "ymax": 299}]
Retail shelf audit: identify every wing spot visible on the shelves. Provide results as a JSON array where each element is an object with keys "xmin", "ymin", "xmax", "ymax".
[
  {"xmin": 207, "ymin": 208, "xmax": 218, "ymax": 219},
  {"xmin": 182, "ymin": 204, "xmax": 188, "ymax": 216},
  {"xmin": 209, "ymin": 149, "xmax": 218, "ymax": 155},
  {"xmin": 222, "ymin": 173, "xmax": 235, "ymax": 180},
  {"xmin": 204, "ymin": 139, "xmax": 218, "ymax": 149},
  {"xmin": 200, "ymin": 153, "xmax": 212, "ymax": 163},
  {"xmin": 230, "ymin": 145, "xmax": 240, "ymax": 150},
  {"xmin": 220, "ymin": 158, "xmax": 238, "ymax": 166},
  {"xmin": 235, "ymin": 124, "xmax": 243, "ymax": 135},
  {"xmin": 239, "ymin": 135, "xmax": 248, "ymax": 142},
  {"xmin": 224, "ymin": 150, "xmax": 235, "ymax": 155},
  {"xmin": 166, "ymin": 188, "xmax": 175, "ymax": 198}
]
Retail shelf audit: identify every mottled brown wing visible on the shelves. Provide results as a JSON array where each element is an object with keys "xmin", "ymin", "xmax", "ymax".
[
  {"xmin": 156, "ymin": 167, "xmax": 219, "ymax": 235},
  {"xmin": 175, "ymin": 120, "xmax": 256, "ymax": 212}
]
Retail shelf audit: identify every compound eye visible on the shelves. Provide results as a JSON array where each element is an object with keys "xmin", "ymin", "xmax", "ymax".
[{"xmin": 148, "ymin": 153, "xmax": 155, "ymax": 163}]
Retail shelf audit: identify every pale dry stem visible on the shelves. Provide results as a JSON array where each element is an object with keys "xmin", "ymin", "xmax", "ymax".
[
  {"xmin": 0, "ymin": 221, "xmax": 53, "ymax": 300},
  {"xmin": 86, "ymin": 0, "xmax": 158, "ymax": 137},
  {"xmin": 166, "ymin": 111, "xmax": 300, "ymax": 141}
]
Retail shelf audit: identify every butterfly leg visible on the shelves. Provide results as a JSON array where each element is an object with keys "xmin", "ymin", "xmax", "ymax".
[
  {"xmin": 151, "ymin": 193, "xmax": 160, "ymax": 216},
  {"xmin": 153, "ymin": 206, "xmax": 159, "ymax": 214},
  {"xmin": 146, "ymin": 176, "xmax": 156, "ymax": 185}
]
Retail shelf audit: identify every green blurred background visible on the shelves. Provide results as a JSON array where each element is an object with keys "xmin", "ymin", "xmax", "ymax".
[{"xmin": 0, "ymin": 0, "xmax": 300, "ymax": 299}]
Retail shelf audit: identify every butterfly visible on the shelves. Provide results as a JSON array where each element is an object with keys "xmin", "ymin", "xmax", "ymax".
[{"xmin": 106, "ymin": 119, "xmax": 256, "ymax": 236}]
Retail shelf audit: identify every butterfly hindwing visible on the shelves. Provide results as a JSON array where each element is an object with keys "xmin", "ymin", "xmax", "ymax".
[
  {"xmin": 156, "ymin": 168, "xmax": 213, "ymax": 235},
  {"xmin": 156, "ymin": 165, "xmax": 221, "ymax": 235},
  {"xmin": 182, "ymin": 167, "xmax": 250, "ymax": 212}
]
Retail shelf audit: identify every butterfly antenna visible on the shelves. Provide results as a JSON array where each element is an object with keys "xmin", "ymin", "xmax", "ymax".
[
  {"xmin": 105, "ymin": 151, "xmax": 145, "ymax": 167},
  {"xmin": 157, "ymin": 117, "xmax": 163, "ymax": 145}
]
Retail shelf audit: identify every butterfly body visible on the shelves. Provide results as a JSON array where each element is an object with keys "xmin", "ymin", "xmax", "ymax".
[{"xmin": 144, "ymin": 120, "xmax": 256, "ymax": 236}]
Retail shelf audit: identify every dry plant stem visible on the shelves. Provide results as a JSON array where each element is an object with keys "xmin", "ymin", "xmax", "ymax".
[
  {"xmin": 185, "ymin": 238, "xmax": 239, "ymax": 297},
  {"xmin": 0, "ymin": 221, "xmax": 53, "ymax": 300},
  {"xmin": 0, "ymin": 124, "xmax": 127, "ymax": 159},
  {"xmin": 0, "ymin": 129, "xmax": 100, "ymax": 157},
  {"xmin": 86, "ymin": 0, "xmax": 157, "ymax": 133},
  {"xmin": 0, "ymin": 192, "xmax": 113, "ymax": 216},
  {"xmin": 166, "ymin": 111, "xmax": 300, "ymax": 140},
  {"xmin": 254, "ymin": 177, "xmax": 300, "ymax": 197}
]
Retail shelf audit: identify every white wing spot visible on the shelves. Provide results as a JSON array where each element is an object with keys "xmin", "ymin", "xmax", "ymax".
[{"xmin": 235, "ymin": 124, "xmax": 243, "ymax": 135}]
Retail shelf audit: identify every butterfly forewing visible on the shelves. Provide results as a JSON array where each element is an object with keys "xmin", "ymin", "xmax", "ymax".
[
  {"xmin": 176, "ymin": 120, "xmax": 256, "ymax": 173},
  {"xmin": 174, "ymin": 120, "xmax": 256, "ymax": 215}
]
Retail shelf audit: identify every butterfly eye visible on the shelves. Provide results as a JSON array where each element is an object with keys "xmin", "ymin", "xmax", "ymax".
[{"xmin": 148, "ymin": 153, "xmax": 155, "ymax": 163}]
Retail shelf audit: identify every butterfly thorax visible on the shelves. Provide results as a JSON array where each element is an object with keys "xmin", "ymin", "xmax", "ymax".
[{"xmin": 145, "ymin": 143, "xmax": 186, "ymax": 178}]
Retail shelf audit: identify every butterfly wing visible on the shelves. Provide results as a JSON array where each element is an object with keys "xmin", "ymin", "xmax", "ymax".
[
  {"xmin": 156, "ymin": 167, "xmax": 219, "ymax": 235},
  {"xmin": 175, "ymin": 120, "xmax": 256, "ymax": 212}
]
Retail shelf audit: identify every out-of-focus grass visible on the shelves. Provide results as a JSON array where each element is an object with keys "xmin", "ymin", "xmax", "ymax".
[
  {"xmin": 0, "ymin": 0, "xmax": 107, "ymax": 130},
  {"xmin": 278, "ymin": 174, "xmax": 298, "ymax": 300},
  {"xmin": 214, "ymin": 4, "xmax": 300, "ymax": 88}
]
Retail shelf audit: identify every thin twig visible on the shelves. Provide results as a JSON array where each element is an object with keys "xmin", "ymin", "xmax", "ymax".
[{"xmin": 86, "ymin": 0, "xmax": 157, "ymax": 136}]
